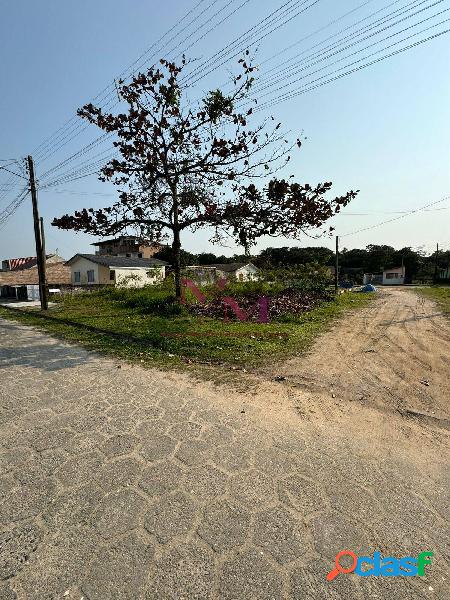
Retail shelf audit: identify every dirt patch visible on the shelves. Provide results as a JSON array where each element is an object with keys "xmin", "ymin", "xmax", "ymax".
[{"xmin": 253, "ymin": 287, "xmax": 450, "ymax": 423}]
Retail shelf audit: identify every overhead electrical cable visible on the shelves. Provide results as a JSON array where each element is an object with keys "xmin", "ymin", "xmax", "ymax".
[
  {"xmin": 259, "ymin": 0, "xmax": 387, "ymax": 68},
  {"xmin": 250, "ymin": 5, "xmax": 450, "ymax": 103},
  {"xmin": 340, "ymin": 196, "xmax": 450, "ymax": 237},
  {"xmin": 24, "ymin": 1, "xmax": 450, "ymax": 200},
  {"xmin": 33, "ymin": 0, "xmax": 250, "ymax": 166},
  {"xmin": 251, "ymin": 0, "xmax": 443, "ymax": 95},
  {"xmin": 260, "ymin": 0, "xmax": 421, "ymax": 79},
  {"xmin": 255, "ymin": 25, "xmax": 450, "ymax": 111},
  {"xmin": 0, "ymin": 187, "xmax": 29, "ymax": 232},
  {"xmin": 184, "ymin": 0, "xmax": 322, "ymax": 86},
  {"xmin": 31, "ymin": 0, "xmax": 214, "ymax": 162}
]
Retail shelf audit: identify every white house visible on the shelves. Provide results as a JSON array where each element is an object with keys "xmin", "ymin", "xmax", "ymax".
[
  {"xmin": 66, "ymin": 254, "xmax": 168, "ymax": 288},
  {"xmin": 382, "ymin": 266, "xmax": 405, "ymax": 285},
  {"xmin": 185, "ymin": 262, "xmax": 259, "ymax": 285}
]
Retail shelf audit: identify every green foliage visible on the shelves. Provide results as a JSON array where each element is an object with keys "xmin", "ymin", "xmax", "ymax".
[
  {"xmin": 203, "ymin": 89, "xmax": 234, "ymax": 123},
  {"xmin": 257, "ymin": 246, "xmax": 334, "ymax": 268},
  {"xmin": 153, "ymin": 247, "xmax": 198, "ymax": 267},
  {"xmin": 260, "ymin": 263, "xmax": 332, "ymax": 292},
  {"xmin": 97, "ymin": 284, "xmax": 183, "ymax": 316},
  {"xmin": 0, "ymin": 288, "xmax": 373, "ymax": 370},
  {"xmin": 217, "ymin": 279, "xmax": 283, "ymax": 298}
]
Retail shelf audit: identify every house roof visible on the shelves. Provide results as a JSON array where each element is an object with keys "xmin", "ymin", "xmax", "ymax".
[
  {"xmin": 208, "ymin": 262, "xmax": 258, "ymax": 272},
  {"xmin": 65, "ymin": 254, "xmax": 168, "ymax": 268},
  {"xmin": 0, "ymin": 262, "xmax": 71, "ymax": 286},
  {"xmin": 2, "ymin": 254, "xmax": 63, "ymax": 271}
]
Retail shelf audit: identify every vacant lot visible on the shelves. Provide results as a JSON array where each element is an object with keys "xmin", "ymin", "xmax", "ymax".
[{"xmin": 0, "ymin": 287, "xmax": 372, "ymax": 371}]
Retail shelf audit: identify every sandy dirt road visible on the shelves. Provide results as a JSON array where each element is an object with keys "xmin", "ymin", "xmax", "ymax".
[{"xmin": 262, "ymin": 287, "xmax": 450, "ymax": 425}]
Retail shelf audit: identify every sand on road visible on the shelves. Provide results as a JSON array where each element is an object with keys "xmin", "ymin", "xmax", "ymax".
[{"xmin": 259, "ymin": 287, "xmax": 450, "ymax": 424}]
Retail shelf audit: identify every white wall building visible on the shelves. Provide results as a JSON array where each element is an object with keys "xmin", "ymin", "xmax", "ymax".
[
  {"xmin": 66, "ymin": 254, "xmax": 168, "ymax": 288},
  {"xmin": 185, "ymin": 262, "xmax": 259, "ymax": 285},
  {"xmin": 382, "ymin": 266, "xmax": 405, "ymax": 285}
]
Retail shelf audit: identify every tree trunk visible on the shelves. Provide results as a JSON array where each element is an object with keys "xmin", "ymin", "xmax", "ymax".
[
  {"xmin": 172, "ymin": 227, "xmax": 182, "ymax": 300},
  {"xmin": 171, "ymin": 182, "xmax": 182, "ymax": 299}
]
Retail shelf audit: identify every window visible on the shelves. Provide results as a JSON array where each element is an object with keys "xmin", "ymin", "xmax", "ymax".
[
  {"xmin": 386, "ymin": 272, "xmax": 399, "ymax": 279},
  {"xmin": 74, "ymin": 271, "xmax": 81, "ymax": 283},
  {"xmin": 110, "ymin": 270, "xmax": 115, "ymax": 281},
  {"xmin": 87, "ymin": 270, "xmax": 95, "ymax": 283},
  {"xmin": 126, "ymin": 253, "xmax": 131, "ymax": 257},
  {"xmin": 138, "ymin": 253, "xmax": 143, "ymax": 258}
]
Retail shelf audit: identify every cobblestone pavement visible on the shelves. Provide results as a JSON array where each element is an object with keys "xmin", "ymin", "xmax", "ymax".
[{"xmin": 0, "ymin": 318, "xmax": 448, "ymax": 599}]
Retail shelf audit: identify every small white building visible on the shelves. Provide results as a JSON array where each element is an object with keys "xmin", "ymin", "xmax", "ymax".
[
  {"xmin": 382, "ymin": 266, "xmax": 405, "ymax": 285},
  {"xmin": 185, "ymin": 262, "xmax": 259, "ymax": 285},
  {"xmin": 66, "ymin": 254, "xmax": 168, "ymax": 288}
]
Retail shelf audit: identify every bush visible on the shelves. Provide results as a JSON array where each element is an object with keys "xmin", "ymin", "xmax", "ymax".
[
  {"xmin": 260, "ymin": 263, "xmax": 332, "ymax": 293},
  {"xmin": 188, "ymin": 288, "xmax": 333, "ymax": 321},
  {"xmin": 214, "ymin": 279, "xmax": 284, "ymax": 298},
  {"xmin": 96, "ymin": 284, "xmax": 183, "ymax": 316}
]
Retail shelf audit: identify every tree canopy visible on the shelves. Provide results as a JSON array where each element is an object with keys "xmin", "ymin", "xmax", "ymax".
[{"xmin": 52, "ymin": 56, "xmax": 357, "ymax": 297}]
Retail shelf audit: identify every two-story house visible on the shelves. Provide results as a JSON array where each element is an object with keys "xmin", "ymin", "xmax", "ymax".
[{"xmin": 92, "ymin": 236, "xmax": 165, "ymax": 259}]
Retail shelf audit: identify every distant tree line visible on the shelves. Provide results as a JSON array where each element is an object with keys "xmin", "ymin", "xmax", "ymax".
[{"xmin": 155, "ymin": 243, "xmax": 450, "ymax": 282}]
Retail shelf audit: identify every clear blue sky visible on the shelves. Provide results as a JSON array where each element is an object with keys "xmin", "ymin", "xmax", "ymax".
[{"xmin": 1, "ymin": 0, "xmax": 449, "ymax": 261}]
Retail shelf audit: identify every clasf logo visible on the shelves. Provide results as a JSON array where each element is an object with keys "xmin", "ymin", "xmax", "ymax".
[{"xmin": 326, "ymin": 550, "xmax": 433, "ymax": 581}]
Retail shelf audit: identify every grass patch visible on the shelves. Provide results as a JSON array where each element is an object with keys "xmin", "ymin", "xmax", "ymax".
[
  {"xmin": 415, "ymin": 286, "xmax": 450, "ymax": 316},
  {"xmin": 0, "ymin": 289, "xmax": 373, "ymax": 372}
]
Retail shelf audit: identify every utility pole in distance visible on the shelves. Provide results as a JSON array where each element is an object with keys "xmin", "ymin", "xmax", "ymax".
[
  {"xmin": 434, "ymin": 242, "xmax": 439, "ymax": 283},
  {"xmin": 27, "ymin": 156, "xmax": 48, "ymax": 310},
  {"xmin": 335, "ymin": 235, "xmax": 339, "ymax": 294}
]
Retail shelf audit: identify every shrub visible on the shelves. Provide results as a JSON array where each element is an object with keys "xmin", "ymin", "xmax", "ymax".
[
  {"xmin": 260, "ymin": 262, "xmax": 332, "ymax": 293},
  {"xmin": 188, "ymin": 288, "xmax": 333, "ymax": 321},
  {"xmin": 95, "ymin": 284, "xmax": 183, "ymax": 316}
]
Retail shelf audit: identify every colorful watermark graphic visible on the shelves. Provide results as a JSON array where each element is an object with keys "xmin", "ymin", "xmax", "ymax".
[
  {"xmin": 327, "ymin": 550, "xmax": 433, "ymax": 581},
  {"xmin": 181, "ymin": 277, "xmax": 270, "ymax": 324}
]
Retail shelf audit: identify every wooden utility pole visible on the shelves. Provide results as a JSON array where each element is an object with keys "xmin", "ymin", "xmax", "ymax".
[
  {"xmin": 335, "ymin": 235, "xmax": 339, "ymax": 294},
  {"xmin": 434, "ymin": 242, "xmax": 439, "ymax": 283},
  {"xmin": 27, "ymin": 156, "xmax": 48, "ymax": 310},
  {"xmin": 40, "ymin": 216, "xmax": 48, "ymax": 296}
]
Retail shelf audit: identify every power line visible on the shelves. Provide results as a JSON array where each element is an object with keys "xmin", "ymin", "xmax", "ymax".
[
  {"xmin": 39, "ymin": 137, "xmax": 114, "ymax": 183},
  {"xmin": 337, "ymin": 207, "xmax": 450, "ymax": 215},
  {"xmin": 255, "ymin": 24, "xmax": 450, "ymax": 111},
  {"xmin": 0, "ymin": 165, "xmax": 28, "ymax": 180},
  {"xmin": 36, "ymin": 21, "xmax": 450, "ymax": 193},
  {"xmin": 259, "ymin": 0, "xmax": 423, "ymax": 81},
  {"xmin": 33, "ymin": 0, "xmax": 251, "ymax": 167},
  {"xmin": 31, "ymin": 0, "xmax": 214, "ymax": 163},
  {"xmin": 39, "ymin": 188, "xmax": 117, "ymax": 197},
  {"xmin": 259, "ymin": 0, "xmax": 383, "ymax": 68},
  {"xmin": 0, "ymin": 187, "xmax": 30, "ymax": 232},
  {"xmin": 252, "ymin": 10, "xmax": 450, "ymax": 108},
  {"xmin": 32, "ymin": 0, "xmax": 433, "ymax": 187},
  {"xmin": 251, "ymin": 0, "xmax": 444, "ymax": 97},
  {"xmin": 19, "ymin": 0, "xmax": 450, "ymax": 203},
  {"xmin": 184, "ymin": 0, "xmax": 322, "ymax": 86},
  {"xmin": 29, "ymin": 0, "xmax": 259, "ymax": 196},
  {"xmin": 34, "ymin": 0, "xmax": 322, "ymax": 185},
  {"xmin": 340, "ymin": 196, "xmax": 450, "ymax": 237}
]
